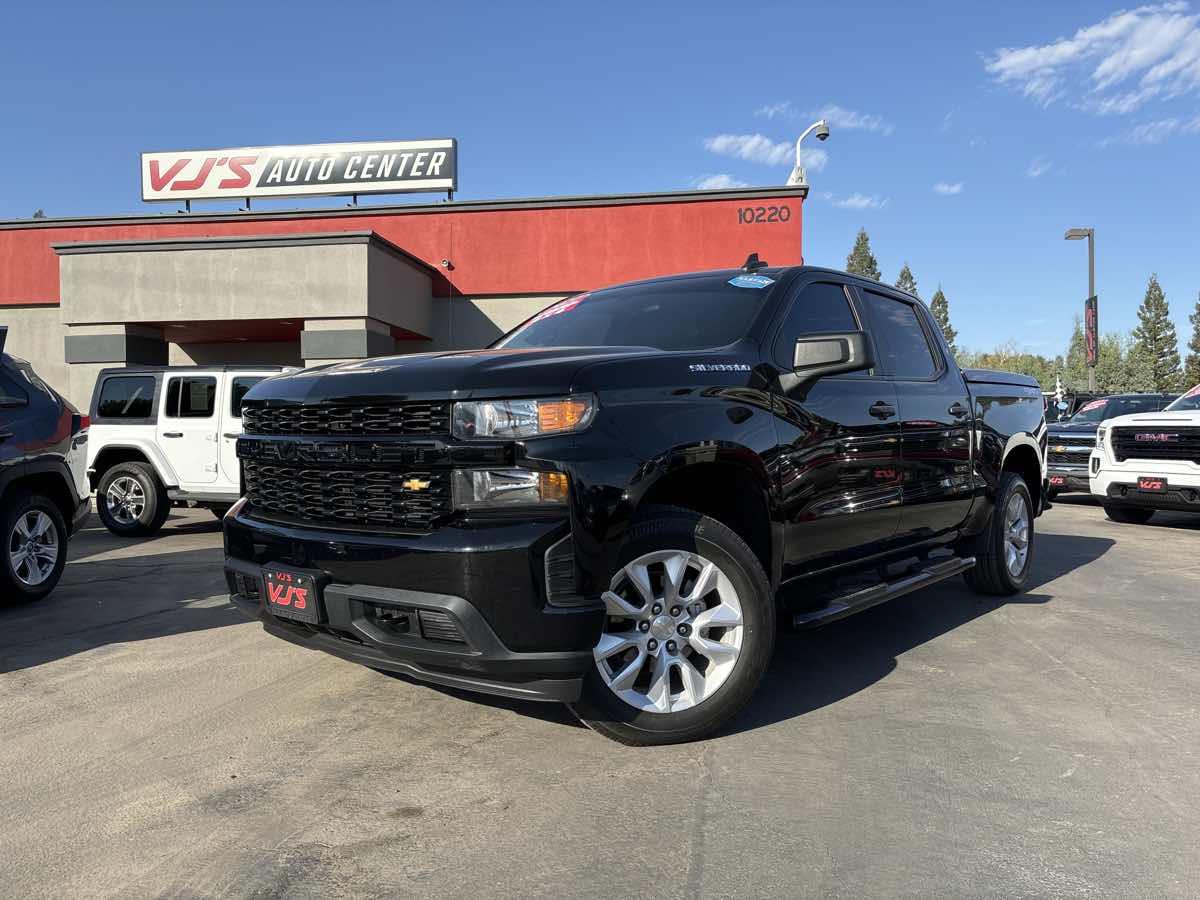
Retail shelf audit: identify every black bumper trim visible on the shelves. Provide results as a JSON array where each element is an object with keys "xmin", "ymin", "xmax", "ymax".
[
  {"xmin": 226, "ymin": 557, "xmax": 588, "ymax": 703},
  {"xmin": 1104, "ymin": 483, "xmax": 1200, "ymax": 513}
]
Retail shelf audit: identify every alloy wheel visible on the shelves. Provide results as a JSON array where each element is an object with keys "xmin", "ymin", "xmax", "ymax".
[
  {"xmin": 594, "ymin": 549, "xmax": 744, "ymax": 714},
  {"xmin": 1004, "ymin": 493, "xmax": 1030, "ymax": 577},
  {"xmin": 8, "ymin": 510, "xmax": 60, "ymax": 587},
  {"xmin": 106, "ymin": 476, "xmax": 146, "ymax": 526}
]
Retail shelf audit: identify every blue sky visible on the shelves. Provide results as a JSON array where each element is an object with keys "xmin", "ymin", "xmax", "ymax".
[{"xmin": 2, "ymin": 1, "xmax": 1199, "ymax": 357}]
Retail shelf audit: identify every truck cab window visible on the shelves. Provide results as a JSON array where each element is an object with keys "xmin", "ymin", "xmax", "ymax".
[
  {"xmin": 861, "ymin": 291, "xmax": 939, "ymax": 379},
  {"xmin": 773, "ymin": 282, "xmax": 860, "ymax": 369}
]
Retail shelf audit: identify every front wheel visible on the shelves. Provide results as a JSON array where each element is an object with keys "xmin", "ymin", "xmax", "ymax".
[
  {"xmin": 570, "ymin": 506, "xmax": 775, "ymax": 746},
  {"xmin": 1104, "ymin": 504, "xmax": 1155, "ymax": 525},
  {"xmin": 1, "ymin": 491, "xmax": 68, "ymax": 603},
  {"xmin": 964, "ymin": 472, "xmax": 1034, "ymax": 596}
]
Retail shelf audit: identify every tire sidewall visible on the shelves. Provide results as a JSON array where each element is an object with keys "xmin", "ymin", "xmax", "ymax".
[
  {"xmin": 1, "ymin": 493, "xmax": 68, "ymax": 602},
  {"xmin": 995, "ymin": 475, "xmax": 1034, "ymax": 592},
  {"xmin": 97, "ymin": 463, "xmax": 162, "ymax": 535},
  {"xmin": 574, "ymin": 510, "xmax": 774, "ymax": 740}
]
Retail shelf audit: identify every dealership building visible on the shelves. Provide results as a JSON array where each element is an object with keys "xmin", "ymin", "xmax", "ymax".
[{"xmin": 0, "ymin": 139, "xmax": 807, "ymax": 408}]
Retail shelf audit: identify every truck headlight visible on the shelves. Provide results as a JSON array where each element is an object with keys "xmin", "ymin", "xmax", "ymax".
[
  {"xmin": 1096, "ymin": 426, "xmax": 1106, "ymax": 448},
  {"xmin": 452, "ymin": 469, "xmax": 570, "ymax": 509},
  {"xmin": 452, "ymin": 395, "xmax": 595, "ymax": 440}
]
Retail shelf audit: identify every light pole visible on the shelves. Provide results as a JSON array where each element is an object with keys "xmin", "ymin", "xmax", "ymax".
[
  {"xmin": 1064, "ymin": 227, "xmax": 1096, "ymax": 391},
  {"xmin": 785, "ymin": 119, "xmax": 830, "ymax": 188}
]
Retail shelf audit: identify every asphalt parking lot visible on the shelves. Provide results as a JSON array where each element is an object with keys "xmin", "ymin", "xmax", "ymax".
[{"xmin": 2, "ymin": 499, "xmax": 1198, "ymax": 899}]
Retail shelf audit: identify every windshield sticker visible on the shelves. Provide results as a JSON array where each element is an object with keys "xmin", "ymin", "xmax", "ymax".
[
  {"xmin": 1183, "ymin": 383, "xmax": 1200, "ymax": 399},
  {"xmin": 530, "ymin": 294, "xmax": 587, "ymax": 324},
  {"xmin": 728, "ymin": 274, "xmax": 775, "ymax": 289},
  {"xmin": 1079, "ymin": 399, "xmax": 1106, "ymax": 413},
  {"xmin": 689, "ymin": 363, "xmax": 751, "ymax": 373}
]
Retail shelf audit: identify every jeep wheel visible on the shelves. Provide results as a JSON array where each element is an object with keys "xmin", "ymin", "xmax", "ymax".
[
  {"xmin": 97, "ymin": 462, "xmax": 170, "ymax": 537},
  {"xmin": 570, "ymin": 505, "xmax": 775, "ymax": 746},
  {"xmin": 964, "ymin": 472, "xmax": 1034, "ymax": 596},
  {"xmin": 1104, "ymin": 504, "xmax": 1155, "ymax": 525},
  {"xmin": 2, "ymin": 492, "xmax": 68, "ymax": 603}
]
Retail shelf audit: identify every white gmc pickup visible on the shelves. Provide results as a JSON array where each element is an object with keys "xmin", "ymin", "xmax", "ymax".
[{"xmin": 1090, "ymin": 384, "xmax": 1200, "ymax": 524}]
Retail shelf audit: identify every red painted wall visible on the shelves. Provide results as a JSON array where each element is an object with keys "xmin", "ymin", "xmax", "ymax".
[{"xmin": 0, "ymin": 195, "xmax": 802, "ymax": 306}]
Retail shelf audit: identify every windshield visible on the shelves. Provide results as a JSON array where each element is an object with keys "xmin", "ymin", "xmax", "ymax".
[
  {"xmin": 1165, "ymin": 385, "xmax": 1200, "ymax": 412},
  {"xmin": 494, "ymin": 273, "xmax": 779, "ymax": 351}
]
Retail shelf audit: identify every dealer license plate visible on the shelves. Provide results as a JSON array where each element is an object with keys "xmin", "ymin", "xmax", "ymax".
[
  {"xmin": 1049, "ymin": 476, "xmax": 1066, "ymax": 486},
  {"xmin": 262, "ymin": 566, "xmax": 321, "ymax": 623},
  {"xmin": 1137, "ymin": 477, "xmax": 1167, "ymax": 493}
]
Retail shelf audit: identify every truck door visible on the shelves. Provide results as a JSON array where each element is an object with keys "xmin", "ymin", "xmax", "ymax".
[
  {"xmin": 157, "ymin": 374, "xmax": 219, "ymax": 486},
  {"xmin": 769, "ymin": 278, "xmax": 902, "ymax": 578},
  {"xmin": 855, "ymin": 288, "xmax": 974, "ymax": 543},
  {"xmin": 218, "ymin": 374, "xmax": 266, "ymax": 488}
]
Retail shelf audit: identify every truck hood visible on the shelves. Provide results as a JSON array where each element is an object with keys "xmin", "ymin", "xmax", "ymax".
[
  {"xmin": 1103, "ymin": 411, "xmax": 1200, "ymax": 428},
  {"xmin": 244, "ymin": 346, "xmax": 661, "ymax": 404},
  {"xmin": 1048, "ymin": 422, "xmax": 1099, "ymax": 436}
]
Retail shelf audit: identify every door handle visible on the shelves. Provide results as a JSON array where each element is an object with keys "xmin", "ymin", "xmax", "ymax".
[
  {"xmin": 948, "ymin": 401, "xmax": 969, "ymax": 417},
  {"xmin": 869, "ymin": 401, "xmax": 897, "ymax": 420},
  {"xmin": 223, "ymin": 432, "xmax": 241, "ymax": 439},
  {"xmin": 163, "ymin": 432, "xmax": 183, "ymax": 438}
]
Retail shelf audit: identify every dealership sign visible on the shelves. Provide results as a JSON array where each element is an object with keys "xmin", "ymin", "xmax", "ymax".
[{"xmin": 141, "ymin": 139, "xmax": 457, "ymax": 202}]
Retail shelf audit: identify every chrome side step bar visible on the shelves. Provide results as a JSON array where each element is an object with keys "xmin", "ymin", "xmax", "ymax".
[{"xmin": 792, "ymin": 556, "xmax": 976, "ymax": 629}]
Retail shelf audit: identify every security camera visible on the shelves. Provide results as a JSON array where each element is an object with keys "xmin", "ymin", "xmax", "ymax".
[{"xmin": 815, "ymin": 123, "xmax": 830, "ymax": 141}]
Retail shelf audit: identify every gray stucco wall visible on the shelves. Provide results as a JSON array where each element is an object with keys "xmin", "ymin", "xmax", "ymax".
[{"xmin": 0, "ymin": 305, "xmax": 68, "ymax": 392}]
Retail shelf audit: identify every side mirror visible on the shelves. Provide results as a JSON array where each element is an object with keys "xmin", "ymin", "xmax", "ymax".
[{"xmin": 793, "ymin": 332, "xmax": 873, "ymax": 379}]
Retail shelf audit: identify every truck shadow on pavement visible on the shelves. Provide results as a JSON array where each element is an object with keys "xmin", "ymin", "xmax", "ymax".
[
  {"xmin": 721, "ymin": 531, "xmax": 1116, "ymax": 737},
  {"xmin": 0, "ymin": 545, "xmax": 237, "ymax": 674}
]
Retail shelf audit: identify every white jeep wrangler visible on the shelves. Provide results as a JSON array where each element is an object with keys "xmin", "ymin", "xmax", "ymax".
[
  {"xmin": 1090, "ymin": 383, "xmax": 1200, "ymax": 524},
  {"xmin": 87, "ymin": 366, "xmax": 294, "ymax": 536}
]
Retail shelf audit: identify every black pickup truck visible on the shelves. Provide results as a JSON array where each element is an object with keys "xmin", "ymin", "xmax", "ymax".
[{"xmin": 224, "ymin": 262, "xmax": 1047, "ymax": 744}]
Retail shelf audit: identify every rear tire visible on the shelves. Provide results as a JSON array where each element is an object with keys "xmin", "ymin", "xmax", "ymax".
[
  {"xmin": 569, "ymin": 505, "xmax": 775, "ymax": 746},
  {"xmin": 964, "ymin": 472, "xmax": 1034, "ymax": 596},
  {"xmin": 1104, "ymin": 504, "xmax": 1155, "ymax": 525},
  {"xmin": 1, "ymin": 491, "xmax": 68, "ymax": 603},
  {"xmin": 97, "ymin": 462, "xmax": 170, "ymax": 537}
]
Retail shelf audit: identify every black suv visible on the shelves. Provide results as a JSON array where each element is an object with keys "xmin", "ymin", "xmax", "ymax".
[
  {"xmin": 0, "ymin": 327, "xmax": 91, "ymax": 602},
  {"xmin": 224, "ymin": 264, "xmax": 1046, "ymax": 744}
]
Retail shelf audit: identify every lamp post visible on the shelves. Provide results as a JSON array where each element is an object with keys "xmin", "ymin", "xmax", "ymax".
[
  {"xmin": 785, "ymin": 119, "xmax": 830, "ymax": 188},
  {"xmin": 1064, "ymin": 227, "xmax": 1096, "ymax": 391}
]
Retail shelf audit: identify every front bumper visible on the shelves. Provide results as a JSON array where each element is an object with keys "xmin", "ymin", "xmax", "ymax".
[
  {"xmin": 1091, "ymin": 459, "xmax": 1200, "ymax": 513},
  {"xmin": 1046, "ymin": 464, "xmax": 1091, "ymax": 493},
  {"xmin": 223, "ymin": 510, "xmax": 602, "ymax": 703}
]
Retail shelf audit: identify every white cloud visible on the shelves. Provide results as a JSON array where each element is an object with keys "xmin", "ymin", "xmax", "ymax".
[
  {"xmin": 933, "ymin": 181, "xmax": 964, "ymax": 195},
  {"xmin": 754, "ymin": 101, "xmax": 794, "ymax": 119},
  {"xmin": 1097, "ymin": 113, "xmax": 1200, "ymax": 146},
  {"xmin": 969, "ymin": 135, "xmax": 988, "ymax": 148},
  {"xmin": 986, "ymin": 2, "xmax": 1200, "ymax": 114},
  {"xmin": 703, "ymin": 133, "xmax": 795, "ymax": 165},
  {"xmin": 691, "ymin": 174, "xmax": 752, "ymax": 189},
  {"xmin": 1026, "ymin": 156, "xmax": 1053, "ymax": 178},
  {"xmin": 812, "ymin": 104, "xmax": 895, "ymax": 135},
  {"xmin": 797, "ymin": 147, "xmax": 829, "ymax": 173},
  {"xmin": 821, "ymin": 191, "xmax": 889, "ymax": 210}
]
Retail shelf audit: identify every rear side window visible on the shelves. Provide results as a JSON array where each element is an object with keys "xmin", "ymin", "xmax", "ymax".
[
  {"xmin": 230, "ymin": 377, "xmax": 265, "ymax": 417},
  {"xmin": 0, "ymin": 370, "xmax": 28, "ymax": 407},
  {"xmin": 773, "ymin": 281, "xmax": 860, "ymax": 367},
  {"xmin": 97, "ymin": 376, "xmax": 156, "ymax": 419},
  {"xmin": 861, "ymin": 291, "xmax": 939, "ymax": 379},
  {"xmin": 165, "ymin": 377, "xmax": 216, "ymax": 418}
]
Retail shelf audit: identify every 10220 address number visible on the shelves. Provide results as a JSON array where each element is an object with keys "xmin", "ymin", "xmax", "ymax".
[{"xmin": 737, "ymin": 206, "xmax": 791, "ymax": 224}]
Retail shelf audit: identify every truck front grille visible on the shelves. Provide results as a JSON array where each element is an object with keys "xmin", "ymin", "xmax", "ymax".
[
  {"xmin": 1111, "ymin": 426, "xmax": 1200, "ymax": 464},
  {"xmin": 243, "ymin": 461, "xmax": 452, "ymax": 531},
  {"xmin": 1048, "ymin": 435, "xmax": 1095, "ymax": 465},
  {"xmin": 242, "ymin": 402, "xmax": 450, "ymax": 437}
]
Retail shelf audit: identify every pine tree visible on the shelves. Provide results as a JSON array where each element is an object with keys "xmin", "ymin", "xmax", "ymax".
[
  {"xmin": 845, "ymin": 228, "xmax": 881, "ymax": 281},
  {"xmin": 929, "ymin": 286, "xmax": 957, "ymax": 356},
  {"xmin": 1094, "ymin": 333, "xmax": 1128, "ymax": 392},
  {"xmin": 32, "ymin": 209, "xmax": 45, "ymax": 219},
  {"xmin": 894, "ymin": 263, "xmax": 918, "ymax": 297},
  {"xmin": 1184, "ymin": 291, "xmax": 1200, "ymax": 390},
  {"xmin": 1129, "ymin": 274, "xmax": 1182, "ymax": 392}
]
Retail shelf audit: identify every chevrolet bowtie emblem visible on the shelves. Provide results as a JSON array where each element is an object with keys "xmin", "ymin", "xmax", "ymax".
[
  {"xmin": 1052, "ymin": 445, "xmax": 1067, "ymax": 453},
  {"xmin": 402, "ymin": 478, "xmax": 431, "ymax": 491}
]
